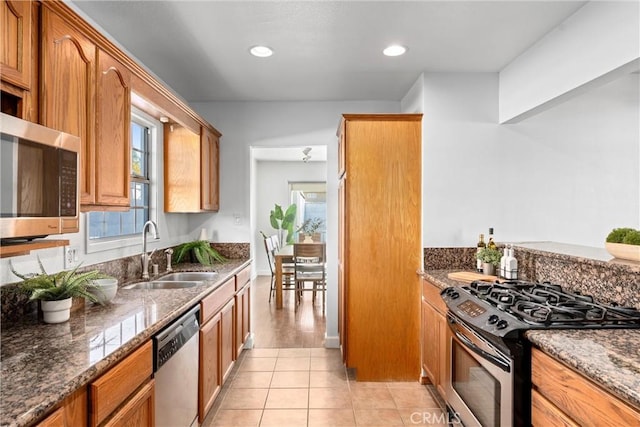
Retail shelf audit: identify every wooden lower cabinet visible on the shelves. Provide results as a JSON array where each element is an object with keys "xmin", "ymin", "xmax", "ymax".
[
  {"xmin": 36, "ymin": 386, "xmax": 87, "ymax": 427},
  {"xmin": 531, "ymin": 347, "xmax": 640, "ymax": 426},
  {"xmin": 220, "ymin": 299, "xmax": 235, "ymax": 383},
  {"xmin": 421, "ymin": 279, "xmax": 448, "ymax": 398},
  {"xmin": 199, "ymin": 311, "xmax": 221, "ymax": 423},
  {"xmin": 89, "ymin": 341, "xmax": 153, "ymax": 427},
  {"xmin": 234, "ymin": 266, "xmax": 251, "ymax": 358},
  {"xmin": 102, "ymin": 380, "xmax": 154, "ymax": 427}
]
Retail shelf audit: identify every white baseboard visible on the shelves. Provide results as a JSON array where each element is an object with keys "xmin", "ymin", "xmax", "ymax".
[{"xmin": 324, "ymin": 335, "xmax": 340, "ymax": 348}]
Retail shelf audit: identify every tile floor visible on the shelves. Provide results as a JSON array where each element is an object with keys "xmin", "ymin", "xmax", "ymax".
[{"xmin": 202, "ymin": 347, "xmax": 448, "ymax": 426}]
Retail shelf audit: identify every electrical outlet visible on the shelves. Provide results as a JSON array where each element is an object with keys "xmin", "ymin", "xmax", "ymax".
[{"xmin": 64, "ymin": 246, "xmax": 79, "ymax": 269}]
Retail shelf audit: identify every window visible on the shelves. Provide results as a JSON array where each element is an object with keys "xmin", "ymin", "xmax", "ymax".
[
  {"xmin": 87, "ymin": 110, "xmax": 156, "ymax": 247},
  {"xmin": 290, "ymin": 182, "xmax": 327, "ymax": 240}
]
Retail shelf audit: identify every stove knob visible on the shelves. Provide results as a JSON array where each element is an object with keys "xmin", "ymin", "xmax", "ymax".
[
  {"xmin": 496, "ymin": 319, "xmax": 509, "ymax": 330},
  {"xmin": 487, "ymin": 314, "xmax": 499, "ymax": 325},
  {"xmin": 450, "ymin": 291, "xmax": 460, "ymax": 299}
]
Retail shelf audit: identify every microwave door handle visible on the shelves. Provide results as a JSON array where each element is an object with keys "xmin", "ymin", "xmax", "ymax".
[{"xmin": 451, "ymin": 327, "xmax": 511, "ymax": 373}]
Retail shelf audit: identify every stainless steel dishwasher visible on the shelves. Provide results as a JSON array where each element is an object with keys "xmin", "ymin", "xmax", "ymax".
[{"xmin": 154, "ymin": 305, "xmax": 200, "ymax": 427}]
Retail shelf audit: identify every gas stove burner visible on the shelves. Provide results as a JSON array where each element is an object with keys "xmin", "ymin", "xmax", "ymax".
[{"xmin": 446, "ymin": 280, "xmax": 640, "ymax": 335}]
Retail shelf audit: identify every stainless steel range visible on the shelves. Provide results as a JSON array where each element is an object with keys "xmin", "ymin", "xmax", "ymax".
[{"xmin": 440, "ymin": 280, "xmax": 640, "ymax": 427}]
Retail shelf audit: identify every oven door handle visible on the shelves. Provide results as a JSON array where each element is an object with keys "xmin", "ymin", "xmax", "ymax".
[{"xmin": 451, "ymin": 327, "xmax": 511, "ymax": 373}]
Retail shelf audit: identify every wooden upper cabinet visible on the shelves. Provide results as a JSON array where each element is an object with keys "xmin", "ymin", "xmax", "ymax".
[
  {"xmin": 164, "ymin": 123, "xmax": 201, "ymax": 212},
  {"xmin": 40, "ymin": 7, "xmax": 96, "ymax": 205},
  {"xmin": 1, "ymin": 0, "xmax": 32, "ymax": 90},
  {"xmin": 201, "ymin": 126, "xmax": 220, "ymax": 211},
  {"xmin": 94, "ymin": 48, "xmax": 131, "ymax": 208}
]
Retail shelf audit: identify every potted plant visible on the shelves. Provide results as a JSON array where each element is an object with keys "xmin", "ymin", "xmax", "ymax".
[
  {"xmin": 605, "ymin": 227, "xmax": 640, "ymax": 262},
  {"xmin": 269, "ymin": 203, "xmax": 297, "ymax": 245},
  {"xmin": 297, "ymin": 217, "xmax": 324, "ymax": 242},
  {"xmin": 477, "ymin": 247, "xmax": 502, "ymax": 276},
  {"xmin": 10, "ymin": 258, "xmax": 109, "ymax": 323},
  {"xmin": 173, "ymin": 240, "xmax": 227, "ymax": 265}
]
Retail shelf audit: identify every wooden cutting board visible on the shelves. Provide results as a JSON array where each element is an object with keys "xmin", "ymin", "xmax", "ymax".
[{"xmin": 447, "ymin": 271, "xmax": 500, "ymax": 283}]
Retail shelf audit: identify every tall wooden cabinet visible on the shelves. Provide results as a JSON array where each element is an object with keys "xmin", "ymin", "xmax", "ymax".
[
  {"xmin": 40, "ymin": 7, "xmax": 96, "ymax": 207},
  {"xmin": 94, "ymin": 48, "xmax": 131, "ymax": 208},
  {"xmin": 337, "ymin": 114, "xmax": 423, "ymax": 381}
]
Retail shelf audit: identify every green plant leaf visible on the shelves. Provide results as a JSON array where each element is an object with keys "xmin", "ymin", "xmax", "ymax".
[{"xmin": 274, "ymin": 204, "xmax": 284, "ymax": 220}]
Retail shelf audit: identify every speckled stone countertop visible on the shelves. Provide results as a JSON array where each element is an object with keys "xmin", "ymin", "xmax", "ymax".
[
  {"xmin": 0, "ymin": 259, "xmax": 250, "ymax": 427},
  {"xmin": 526, "ymin": 329, "xmax": 640, "ymax": 409},
  {"xmin": 423, "ymin": 268, "xmax": 640, "ymax": 411}
]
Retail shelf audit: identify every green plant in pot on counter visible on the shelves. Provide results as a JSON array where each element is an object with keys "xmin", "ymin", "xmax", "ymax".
[
  {"xmin": 173, "ymin": 240, "xmax": 227, "ymax": 265},
  {"xmin": 605, "ymin": 227, "xmax": 640, "ymax": 262},
  {"xmin": 477, "ymin": 247, "xmax": 502, "ymax": 275},
  {"xmin": 9, "ymin": 257, "xmax": 111, "ymax": 323}
]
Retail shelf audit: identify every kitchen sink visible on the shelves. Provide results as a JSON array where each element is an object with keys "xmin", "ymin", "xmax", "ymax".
[
  {"xmin": 122, "ymin": 281, "xmax": 201, "ymax": 290},
  {"xmin": 157, "ymin": 272, "xmax": 218, "ymax": 282}
]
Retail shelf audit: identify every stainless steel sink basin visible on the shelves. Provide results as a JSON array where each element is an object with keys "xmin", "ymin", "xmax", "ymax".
[
  {"xmin": 123, "ymin": 281, "xmax": 201, "ymax": 290},
  {"xmin": 157, "ymin": 272, "xmax": 218, "ymax": 282}
]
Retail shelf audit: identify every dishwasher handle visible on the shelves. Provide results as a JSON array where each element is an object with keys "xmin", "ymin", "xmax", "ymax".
[{"xmin": 154, "ymin": 305, "xmax": 200, "ymax": 371}]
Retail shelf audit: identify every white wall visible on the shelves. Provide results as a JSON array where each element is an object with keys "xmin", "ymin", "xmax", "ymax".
[
  {"xmin": 499, "ymin": 1, "xmax": 640, "ymax": 123},
  {"xmin": 191, "ymin": 100, "xmax": 400, "ymax": 346},
  {"xmin": 254, "ymin": 160, "xmax": 327, "ymax": 275},
  {"xmin": 422, "ymin": 72, "xmax": 639, "ymax": 248}
]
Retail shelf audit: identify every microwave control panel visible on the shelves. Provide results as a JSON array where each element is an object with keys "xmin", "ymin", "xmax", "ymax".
[{"xmin": 59, "ymin": 149, "xmax": 77, "ymax": 217}]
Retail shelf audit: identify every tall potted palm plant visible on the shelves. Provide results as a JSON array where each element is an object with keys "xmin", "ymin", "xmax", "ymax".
[{"xmin": 269, "ymin": 203, "xmax": 297, "ymax": 245}]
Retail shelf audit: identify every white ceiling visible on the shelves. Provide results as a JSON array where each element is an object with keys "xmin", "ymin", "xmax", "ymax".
[{"xmin": 70, "ymin": 0, "xmax": 587, "ymax": 103}]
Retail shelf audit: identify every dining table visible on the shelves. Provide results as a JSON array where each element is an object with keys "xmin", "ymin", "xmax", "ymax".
[{"xmin": 274, "ymin": 242, "xmax": 325, "ymax": 309}]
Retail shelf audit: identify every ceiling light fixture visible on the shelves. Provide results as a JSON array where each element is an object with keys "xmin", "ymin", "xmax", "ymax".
[
  {"xmin": 249, "ymin": 45, "xmax": 273, "ymax": 58},
  {"xmin": 383, "ymin": 45, "xmax": 407, "ymax": 57},
  {"xmin": 302, "ymin": 147, "xmax": 312, "ymax": 163}
]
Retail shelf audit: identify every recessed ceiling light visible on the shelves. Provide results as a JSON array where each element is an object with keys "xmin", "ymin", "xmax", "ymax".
[
  {"xmin": 383, "ymin": 45, "xmax": 407, "ymax": 57},
  {"xmin": 250, "ymin": 45, "xmax": 273, "ymax": 58}
]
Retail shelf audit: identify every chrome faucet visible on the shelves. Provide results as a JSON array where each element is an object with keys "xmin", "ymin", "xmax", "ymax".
[{"xmin": 141, "ymin": 220, "xmax": 160, "ymax": 279}]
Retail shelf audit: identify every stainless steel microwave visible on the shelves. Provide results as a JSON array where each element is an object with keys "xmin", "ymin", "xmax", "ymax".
[{"xmin": 0, "ymin": 113, "xmax": 80, "ymax": 241}]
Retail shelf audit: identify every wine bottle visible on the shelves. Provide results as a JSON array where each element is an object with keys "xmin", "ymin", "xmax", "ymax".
[
  {"xmin": 476, "ymin": 234, "xmax": 486, "ymax": 272},
  {"xmin": 487, "ymin": 227, "xmax": 497, "ymax": 249}
]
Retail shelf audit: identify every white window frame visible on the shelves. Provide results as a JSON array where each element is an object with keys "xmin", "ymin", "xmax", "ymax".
[{"xmin": 86, "ymin": 108, "xmax": 161, "ymax": 253}]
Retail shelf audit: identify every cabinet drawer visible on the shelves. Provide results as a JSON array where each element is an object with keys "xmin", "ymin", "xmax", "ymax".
[
  {"xmin": 531, "ymin": 348, "xmax": 640, "ymax": 426},
  {"xmin": 422, "ymin": 279, "xmax": 447, "ymax": 315},
  {"xmin": 201, "ymin": 277, "xmax": 235, "ymax": 323},
  {"xmin": 235, "ymin": 265, "xmax": 251, "ymax": 290},
  {"xmin": 90, "ymin": 341, "xmax": 153, "ymax": 426}
]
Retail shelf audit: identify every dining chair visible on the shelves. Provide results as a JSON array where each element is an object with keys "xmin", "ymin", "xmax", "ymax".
[
  {"xmin": 264, "ymin": 235, "xmax": 295, "ymax": 303},
  {"xmin": 293, "ymin": 243, "xmax": 326, "ymax": 311}
]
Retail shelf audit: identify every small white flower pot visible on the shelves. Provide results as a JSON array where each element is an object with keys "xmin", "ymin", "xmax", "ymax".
[{"xmin": 41, "ymin": 298, "xmax": 72, "ymax": 324}]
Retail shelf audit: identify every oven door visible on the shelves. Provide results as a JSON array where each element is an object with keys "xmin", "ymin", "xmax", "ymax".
[{"xmin": 444, "ymin": 313, "xmax": 513, "ymax": 427}]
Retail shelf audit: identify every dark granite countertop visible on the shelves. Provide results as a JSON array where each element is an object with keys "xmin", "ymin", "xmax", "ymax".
[
  {"xmin": 0, "ymin": 259, "xmax": 250, "ymax": 427},
  {"xmin": 424, "ymin": 268, "xmax": 640, "ymax": 411}
]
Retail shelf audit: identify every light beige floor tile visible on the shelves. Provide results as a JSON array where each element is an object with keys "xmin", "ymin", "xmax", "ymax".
[
  {"xmin": 348, "ymin": 381, "xmax": 389, "ymax": 390},
  {"xmin": 220, "ymin": 388, "xmax": 269, "ymax": 409},
  {"xmin": 231, "ymin": 371, "xmax": 274, "ymax": 388},
  {"xmin": 277, "ymin": 348, "xmax": 312, "ymax": 358},
  {"xmin": 208, "ymin": 409, "xmax": 263, "ymax": 426},
  {"xmin": 240, "ymin": 357, "xmax": 277, "ymax": 372},
  {"xmin": 308, "ymin": 387, "xmax": 353, "ymax": 409},
  {"xmin": 259, "ymin": 409, "xmax": 308, "ymax": 426},
  {"xmin": 246, "ymin": 348, "xmax": 280, "ymax": 358},
  {"xmin": 275, "ymin": 356, "xmax": 311, "ymax": 371},
  {"xmin": 265, "ymin": 388, "xmax": 309, "ymax": 409},
  {"xmin": 350, "ymin": 387, "xmax": 396, "ymax": 409},
  {"xmin": 310, "ymin": 370, "xmax": 349, "ymax": 388},
  {"xmin": 310, "ymin": 356, "xmax": 344, "ymax": 371},
  {"xmin": 387, "ymin": 387, "xmax": 439, "ymax": 409},
  {"xmin": 308, "ymin": 408, "xmax": 356, "ymax": 426},
  {"xmin": 310, "ymin": 348, "xmax": 341, "ymax": 358},
  {"xmin": 353, "ymin": 408, "xmax": 404, "ymax": 426},
  {"xmin": 270, "ymin": 370, "xmax": 310, "ymax": 388},
  {"xmin": 386, "ymin": 381, "xmax": 425, "ymax": 389}
]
